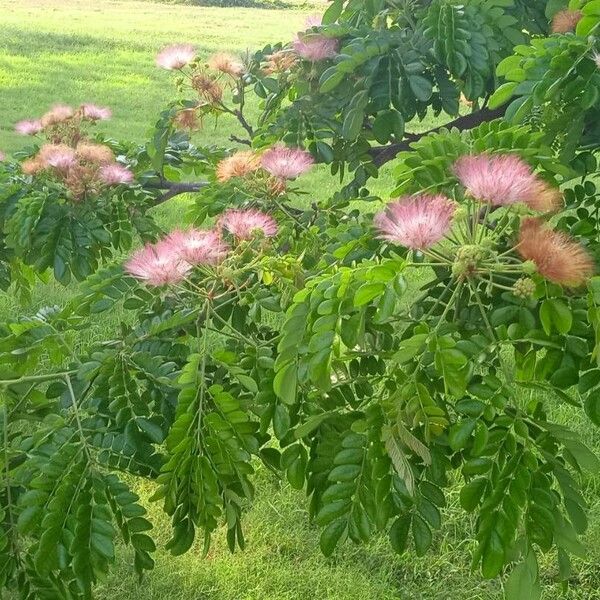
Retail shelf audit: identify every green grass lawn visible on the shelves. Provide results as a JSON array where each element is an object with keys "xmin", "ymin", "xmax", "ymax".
[
  {"xmin": 1, "ymin": 1, "xmax": 600, "ymax": 598},
  {"xmin": 0, "ymin": 0, "xmax": 312, "ymax": 152}
]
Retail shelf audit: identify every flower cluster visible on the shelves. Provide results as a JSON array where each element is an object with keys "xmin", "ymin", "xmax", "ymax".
[
  {"xmin": 191, "ymin": 73, "xmax": 224, "ymax": 105},
  {"xmin": 214, "ymin": 145, "xmax": 314, "ymax": 193},
  {"xmin": 21, "ymin": 136, "xmax": 134, "ymax": 200},
  {"xmin": 374, "ymin": 153, "xmax": 594, "ymax": 288},
  {"xmin": 156, "ymin": 44, "xmax": 248, "ymax": 127},
  {"xmin": 260, "ymin": 16, "xmax": 338, "ymax": 74},
  {"xmin": 219, "ymin": 209, "xmax": 278, "ymax": 240},
  {"xmin": 125, "ymin": 209, "xmax": 278, "ymax": 287},
  {"xmin": 173, "ymin": 108, "xmax": 202, "ymax": 131},
  {"xmin": 15, "ymin": 103, "xmax": 112, "ymax": 146}
]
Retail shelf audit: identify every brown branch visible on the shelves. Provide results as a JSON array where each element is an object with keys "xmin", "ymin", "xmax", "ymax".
[
  {"xmin": 145, "ymin": 104, "xmax": 508, "ymax": 205},
  {"xmin": 234, "ymin": 109, "xmax": 254, "ymax": 138},
  {"xmin": 229, "ymin": 134, "xmax": 252, "ymax": 146},
  {"xmin": 148, "ymin": 179, "xmax": 210, "ymax": 205},
  {"xmin": 369, "ymin": 103, "xmax": 509, "ymax": 167}
]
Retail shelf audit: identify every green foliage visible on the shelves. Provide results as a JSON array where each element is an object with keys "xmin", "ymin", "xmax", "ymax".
[
  {"xmin": 0, "ymin": 173, "xmax": 157, "ymax": 290},
  {"xmin": 2, "ymin": 0, "xmax": 600, "ymax": 599}
]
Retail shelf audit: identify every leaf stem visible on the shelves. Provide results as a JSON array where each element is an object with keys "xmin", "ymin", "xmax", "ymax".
[
  {"xmin": 0, "ymin": 370, "xmax": 78, "ymax": 386},
  {"xmin": 64, "ymin": 375, "xmax": 93, "ymax": 464}
]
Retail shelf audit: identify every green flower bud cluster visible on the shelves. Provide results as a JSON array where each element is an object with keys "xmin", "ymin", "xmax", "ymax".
[
  {"xmin": 513, "ymin": 277, "xmax": 536, "ymax": 298},
  {"xmin": 452, "ymin": 244, "xmax": 487, "ymax": 279}
]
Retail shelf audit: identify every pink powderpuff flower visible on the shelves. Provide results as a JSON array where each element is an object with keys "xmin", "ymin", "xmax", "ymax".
[
  {"xmin": 593, "ymin": 51, "xmax": 600, "ymax": 69},
  {"xmin": 99, "ymin": 164, "xmax": 134, "ymax": 185},
  {"xmin": 15, "ymin": 119, "xmax": 43, "ymax": 136},
  {"xmin": 524, "ymin": 180, "xmax": 562, "ymax": 213},
  {"xmin": 454, "ymin": 154, "xmax": 541, "ymax": 207},
  {"xmin": 40, "ymin": 104, "xmax": 75, "ymax": 128},
  {"xmin": 552, "ymin": 9, "xmax": 581, "ymax": 33},
  {"xmin": 0, "ymin": 151, "xmax": 5, "ymax": 162},
  {"xmin": 216, "ymin": 151, "xmax": 261, "ymax": 182},
  {"xmin": 21, "ymin": 158, "xmax": 45, "ymax": 175},
  {"xmin": 39, "ymin": 144, "xmax": 77, "ymax": 170},
  {"xmin": 81, "ymin": 103, "xmax": 112, "ymax": 121},
  {"xmin": 293, "ymin": 33, "xmax": 338, "ymax": 62},
  {"xmin": 156, "ymin": 44, "xmax": 196, "ymax": 70},
  {"xmin": 518, "ymin": 218, "xmax": 594, "ymax": 287},
  {"xmin": 208, "ymin": 52, "xmax": 245, "ymax": 77},
  {"xmin": 76, "ymin": 142, "xmax": 114, "ymax": 165},
  {"xmin": 374, "ymin": 194, "xmax": 456, "ymax": 250},
  {"xmin": 219, "ymin": 209, "xmax": 278, "ymax": 240},
  {"xmin": 125, "ymin": 242, "xmax": 192, "ymax": 287},
  {"xmin": 262, "ymin": 49, "xmax": 299, "ymax": 75},
  {"xmin": 261, "ymin": 145, "xmax": 314, "ymax": 180},
  {"xmin": 165, "ymin": 228, "xmax": 229, "ymax": 266}
]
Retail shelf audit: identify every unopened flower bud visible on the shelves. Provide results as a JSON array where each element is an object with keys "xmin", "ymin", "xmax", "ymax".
[
  {"xmin": 513, "ymin": 277, "xmax": 536, "ymax": 299},
  {"xmin": 522, "ymin": 260, "xmax": 537, "ymax": 276}
]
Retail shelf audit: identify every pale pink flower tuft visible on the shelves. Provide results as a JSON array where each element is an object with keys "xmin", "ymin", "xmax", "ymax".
[
  {"xmin": 374, "ymin": 194, "xmax": 456, "ymax": 250},
  {"xmin": 304, "ymin": 14, "xmax": 322, "ymax": 28},
  {"xmin": 165, "ymin": 228, "xmax": 229, "ymax": 265},
  {"xmin": 99, "ymin": 164, "xmax": 134, "ymax": 185},
  {"xmin": 40, "ymin": 104, "xmax": 75, "ymax": 128},
  {"xmin": 208, "ymin": 52, "xmax": 245, "ymax": 77},
  {"xmin": 156, "ymin": 44, "xmax": 196, "ymax": 70},
  {"xmin": 454, "ymin": 154, "xmax": 541, "ymax": 207},
  {"xmin": 21, "ymin": 158, "xmax": 45, "ymax": 175},
  {"xmin": 81, "ymin": 103, "xmax": 112, "ymax": 121},
  {"xmin": 39, "ymin": 144, "xmax": 77, "ymax": 170},
  {"xmin": 593, "ymin": 51, "xmax": 600, "ymax": 69},
  {"xmin": 125, "ymin": 242, "xmax": 192, "ymax": 287},
  {"xmin": 262, "ymin": 49, "xmax": 298, "ymax": 74},
  {"xmin": 518, "ymin": 218, "xmax": 594, "ymax": 287},
  {"xmin": 293, "ymin": 33, "xmax": 338, "ymax": 62},
  {"xmin": 173, "ymin": 108, "xmax": 201, "ymax": 131},
  {"xmin": 15, "ymin": 119, "xmax": 43, "ymax": 136},
  {"xmin": 261, "ymin": 145, "xmax": 314, "ymax": 180},
  {"xmin": 552, "ymin": 9, "xmax": 582, "ymax": 33},
  {"xmin": 216, "ymin": 151, "xmax": 261, "ymax": 182},
  {"xmin": 76, "ymin": 142, "xmax": 114, "ymax": 165},
  {"xmin": 219, "ymin": 209, "xmax": 278, "ymax": 240},
  {"xmin": 0, "ymin": 151, "xmax": 5, "ymax": 162}
]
